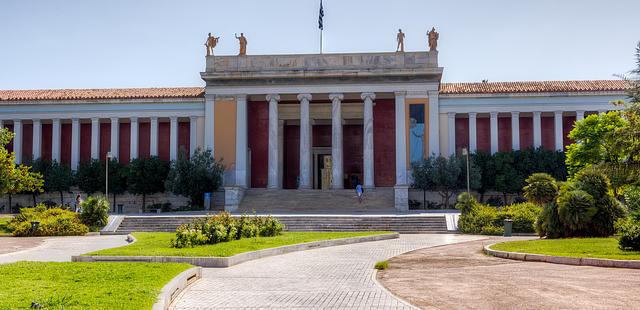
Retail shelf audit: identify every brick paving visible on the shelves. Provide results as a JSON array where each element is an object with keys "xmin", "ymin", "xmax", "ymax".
[{"xmin": 172, "ymin": 234, "xmax": 484, "ymax": 309}]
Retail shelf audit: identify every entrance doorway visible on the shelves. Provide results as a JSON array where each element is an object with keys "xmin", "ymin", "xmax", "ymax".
[{"xmin": 312, "ymin": 147, "xmax": 332, "ymax": 189}]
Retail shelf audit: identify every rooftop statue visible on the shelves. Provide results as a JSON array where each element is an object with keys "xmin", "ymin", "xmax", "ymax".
[
  {"xmin": 428, "ymin": 27, "xmax": 439, "ymax": 52},
  {"xmin": 396, "ymin": 29, "xmax": 405, "ymax": 52},
  {"xmin": 204, "ymin": 33, "xmax": 220, "ymax": 56},
  {"xmin": 235, "ymin": 33, "xmax": 247, "ymax": 56}
]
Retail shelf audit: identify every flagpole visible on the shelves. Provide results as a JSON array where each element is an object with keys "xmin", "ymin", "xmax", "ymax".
[{"xmin": 320, "ymin": 29, "xmax": 323, "ymax": 54}]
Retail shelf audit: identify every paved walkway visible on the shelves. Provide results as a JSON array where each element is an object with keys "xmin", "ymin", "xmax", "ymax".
[
  {"xmin": 172, "ymin": 234, "xmax": 483, "ymax": 309},
  {"xmin": 378, "ymin": 238, "xmax": 640, "ymax": 310},
  {"xmin": 0, "ymin": 235, "xmax": 128, "ymax": 264}
]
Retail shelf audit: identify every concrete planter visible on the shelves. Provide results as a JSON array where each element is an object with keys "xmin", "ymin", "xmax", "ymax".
[
  {"xmin": 152, "ymin": 267, "xmax": 201, "ymax": 310},
  {"xmin": 484, "ymin": 243, "xmax": 640, "ymax": 269},
  {"xmin": 73, "ymin": 232, "xmax": 399, "ymax": 267}
]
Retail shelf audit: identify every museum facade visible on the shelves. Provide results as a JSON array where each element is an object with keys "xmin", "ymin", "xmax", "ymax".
[{"xmin": 0, "ymin": 51, "xmax": 630, "ymax": 210}]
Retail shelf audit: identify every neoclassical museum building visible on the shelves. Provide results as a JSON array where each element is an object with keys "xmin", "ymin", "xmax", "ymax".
[{"xmin": 0, "ymin": 50, "xmax": 630, "ymax": 211}]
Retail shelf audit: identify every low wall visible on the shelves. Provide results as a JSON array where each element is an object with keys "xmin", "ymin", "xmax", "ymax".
[
  {"xmin": 73, "ymin": 233, "xmax": 399, "ymax": 268},
  {"xmin": 152, "ymin": 267, "xmax": 202, "ymax": 310}
]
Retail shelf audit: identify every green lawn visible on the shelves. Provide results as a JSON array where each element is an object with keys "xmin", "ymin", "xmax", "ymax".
[
  {"xmin": 86, "ymin": 231, "xmax": 390, "ymax": 257},
  {"xmin": 0, "ymin": 261, "xmax": 191, "ymax": 309},
  {"xmin": 491, "ymin": 237, "xmax": 640, "ymax": 260},
  {"xmin": 0, "ymin": 217, "xmax": 12, "ymax": 236}
]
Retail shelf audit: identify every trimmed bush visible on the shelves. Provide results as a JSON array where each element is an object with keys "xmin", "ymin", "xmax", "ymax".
[
  {"xmin": 617, "ymin": 218, "xmax": 640, "ymax": 251},
  {"xmin": 8, "ymin": 205, "xmax": 88, "ymax": 237},
  {"xmin": 80, "ymin": 196, "xmax": 110, "ymax": 229},
  {"xmin": 171, "ymin": 212, "xmax": 284, "ymax": 248},
  {"xmin": 535, "ymin": 203, "xmax": 563, "ymax": 239},
  {"xmin": 498, "ymin": 202, "xmax": 541, "ymax": 233},
  {"xmin": 523, "ymin": 173, "xmax": 558, "ymax": 205},
  {"xmin": 557, "ymin": 189, "xmax": 596, "ymax": 235},
  {"xmin": 624, "ymin": 186, "xmax": 640, "ymax": 213},
  {"xmin": 455, "ymin": 192, "xmax": 476, "ymax": 215}
]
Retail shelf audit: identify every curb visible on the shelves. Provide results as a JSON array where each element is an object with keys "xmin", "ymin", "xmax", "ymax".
[
  {"xmin": 72, "ymin": 233, "xmax": 399, "ymax": 267},
  {"xmin": 152, "ymin": 266, "xmax": 201, "ymax": 310},
  {"xmin": 484, "ymin": 243, "xmax": 640, "ymax": 269}
]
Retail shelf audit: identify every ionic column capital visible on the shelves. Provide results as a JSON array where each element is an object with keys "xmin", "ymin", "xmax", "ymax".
[
  {"xmin": 189, "ymin": 115, "xmax": 198, "ymax": 122},
  {"xmin": 447, "ymin": 112, "xmax": 456, "ymax": 119},
  {"xmin": 511, "ymin": 111, "xmax": 520, "ymax": 117},
  {"xmin": 554, "ymin": 111, "xmax": 564, "ymax": 116},
  {"xmin": 169, "ymin": 116, "xmax": 178, "ymax": 122},
  {"xmin": 110, "ymin": 117, "xmax": 119, "ymax": 122},
  {"xmin": 490, "ymin": 111, "xmax": 499, "ymax": 118},
  {"xmin": 297, "ymin": 93, "xmax": 312, "ymax": 102},
  {"xmin": 360, "ymin": 92, "xmax": 376, "ymax": 101},
  {"xmin": 130, "ymin": 116, "xmax": 138, "ymax": 123},
  {"xmin": 329, "ymin": 93, "xmax": 344, "ymax": 102},
  {"xmin": 468, "ymin": 112, "xmax": 477, "ymax": 118},
  {"xmin": 150, "ymin": 116, "xmax": 158, "ymax": 121},
  {"xmin": 266, "ymin": 94, "xmax": 281, "ymax": 103},
  {"xmin": 91, "ymin": 117, "xmax": 100, "ymax": 123}
]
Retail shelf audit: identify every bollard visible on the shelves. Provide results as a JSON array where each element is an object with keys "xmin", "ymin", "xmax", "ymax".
[{"xmin": 503, "ymin": 219, "xmax": 513, "ymax": 237}]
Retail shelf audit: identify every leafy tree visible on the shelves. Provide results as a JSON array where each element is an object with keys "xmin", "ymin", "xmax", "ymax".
[
  {"xmin": 103, "ymin": 158, "xmax": 128, "ymax": 212},
  {"xmin": 411, "ymin": 158, "xmax": 434, "ymax": 208},
  {"xmin": 523, "ymin": 173, "xmax": 558, "ymax": 205},
  {"xmin": 0, "ymin": 129, "xmax": 44, "ymax": 212},
  {"xmin": 493, "ymin": 151, "xmax": 524, "ymax": 204},
  {"xmin": 76, "ymin": 160, "xmax": 103, "ymax": 195},
  {"xmin": 165, "ymin": 148, "xmax": 225, "ymax": 208},
  {"xmin": 44, "ymin": 161, "xmax": 75, "ymax": 206},
  {"xmin": 472, "ymin": 151, "xmax": 495, "ymax": 202},
  {"xmin": 430, "ymin": 155, "xmax": 462, "ymax": 208},
  {"xmin": 128, "ymin": 156, "xmax": 169, "ymax": 212},
  {"xmin": 24, "ymin": 158, "xmax": 51, "ymax": 206}
]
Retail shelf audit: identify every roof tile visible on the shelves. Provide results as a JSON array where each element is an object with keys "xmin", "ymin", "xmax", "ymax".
[{"xmin": 440, "ymin": 80, "xmax": 631, "ymax": 94}]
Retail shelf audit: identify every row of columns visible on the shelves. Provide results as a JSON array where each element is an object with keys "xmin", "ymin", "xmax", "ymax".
[
  {"xmin": 1, "ymin": 116, "xmax": 199, "ymax": 168},
  {"xmin": 446, "ymin": 110, "xmax": 596, "ymax": 155},
  {"xmin": 263, "ymin": 92, "xmax": 377, "ymax": 190}
]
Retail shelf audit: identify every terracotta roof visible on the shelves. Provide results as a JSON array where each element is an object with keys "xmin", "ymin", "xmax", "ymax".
[
  {"xmin": 440, "ymin": 80, "xmax": 632, "ymax": 95},
  {"xmin": 0, "ymin": 87, "xmax": 205, "ymax": 101}
]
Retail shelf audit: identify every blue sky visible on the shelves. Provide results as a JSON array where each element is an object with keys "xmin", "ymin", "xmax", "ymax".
[{"xmin": 1, "ymin": 0, "xmax": 639, "ymax": 89}]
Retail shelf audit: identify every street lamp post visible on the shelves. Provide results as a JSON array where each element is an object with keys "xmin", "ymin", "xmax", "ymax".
[
  {"xmin": 105, "ymin": 152, "xmax": 113, "ymax": 211},
  {"xmin": 462, "ymin": 148, "xmax": 470, "ymax": 195}
]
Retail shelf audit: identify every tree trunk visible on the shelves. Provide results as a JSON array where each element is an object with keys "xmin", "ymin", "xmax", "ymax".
[
  {"xmin": 59, "ymin": 191, "xmax": 64, "ymax": 207},
  {"xmin": 8, "ymin": 194, "xmax": 12, "ymax": 214},
  {"xmin": 32, "ymin": 193, "xmax": 37, "ymax": 207},
  {"xmin": 142, "ymin": 194, "xmax": 146, "ymax": 213},
  {"xmin": 423, "ymin": 190, "xmax": 426, "ymax": 210},
  {"xmin": 113, "ymin": 193, "xmax": 117, "ymax": 214}
]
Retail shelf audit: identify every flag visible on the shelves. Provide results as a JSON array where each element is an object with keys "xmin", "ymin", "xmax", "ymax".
[{"xmin": 318, "ymin": 0, "xmax": 324, "ymax": 30}]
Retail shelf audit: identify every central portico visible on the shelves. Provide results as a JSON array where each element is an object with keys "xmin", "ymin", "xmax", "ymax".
[{"xmin": 201, "ymin": 51, "xmax": 443, "ymax": 210}]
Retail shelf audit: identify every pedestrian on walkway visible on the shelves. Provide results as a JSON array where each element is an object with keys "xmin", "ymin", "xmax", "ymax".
[
  {"xmin": 75, "ymin": 194, "xmax": 83, "ymax": 213},
  {"xmin": 355, "ymin": 184, "xmax": 364, "ymax": 204}
]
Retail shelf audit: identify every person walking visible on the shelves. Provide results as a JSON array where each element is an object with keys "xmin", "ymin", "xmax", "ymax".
[
  {"xmin": 355, "ymin": 184, "xmax": 364, "ymax": 204},
  {"xmin": 75, "ymin": 194, "xmax": 83, "ymax": 213}
]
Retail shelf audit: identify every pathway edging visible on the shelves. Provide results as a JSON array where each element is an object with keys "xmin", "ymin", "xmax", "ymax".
[
  {"xmin": 484, "ymin": 243, "xmax": 640, "ymax": 269},
  {"xmin": 153, "ymin": 267, "xmax": 202, "ymax": 310},
  {"xmin": 73, "ymin": 233, "xmax": 399, "ymax": 267}
]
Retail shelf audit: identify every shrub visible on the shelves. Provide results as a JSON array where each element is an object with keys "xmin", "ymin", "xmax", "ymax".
[
  {"xmin": 557, "ymin": 189, "xmax": 596, "ymax": 235},
  {"xmin": 374, "ymin": 261, "xmax": 389, "ymax": 270},
  {"xmin": 535, "ymin": 203, "xmax": 563, "ymax": 239},
  {"xmin": 458, "ymin": 204, "xmax": 499, "ymax": 234},
  {"xmin": 459, "ymin": 201, "xmax": 541, "ymax": 235},
  {"xmin": 8, "ymin": 205, "xmax": 88, "ymax": 237},
  {"xmin": 171, "ymin": 212, "xmax": 284, "ymax": 248},
  {"xmin": 455, "ymin": 192, "xmax": 476, "ymax": 215},
  {"xmin": 480, "ymin": 225, "xmax": 504, "ymax": 236},
  {"xmin": 625, "ymin": 186, "xmax": 640, "ymax": 213},
  {"xmin": 498, "ymin": 202, "xmax": 541, "ymax": 233},
  {"xmin": 80, "ymin": 196, "xmax": 110, "ymax": 229},
  {"xmin": 617, "ymin": 218, "xmax": 640, "ymax": 251},
  {"xmin": 523, "ymin": 173, "xmax": 558, "ymax": 205},
  {"xmin": 573, "ymin": 169, "xmax": 610, "ymax": 199}
]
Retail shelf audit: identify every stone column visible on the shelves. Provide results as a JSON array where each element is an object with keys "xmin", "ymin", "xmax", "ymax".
[
  {"xmin": 576, "ymin": 110, "xmax": 585, "ymax": 121},
  {"xmin": 13, "ymin": 120, "xmax": 22, "ymax": 164},
  {"xmin": 130, "ymin": 117, "xmax": 139, "ymax": 160},
  {"xmin": 298, "ymin": 93, "xmax": 313, "ymax": 189},
  {"xmin": 52, "ymin": 118, "xmax": 61, "ymax": 162},
  {"xmin": 428, "ymin": 91, "xmax": 440, "ymax": 155},
  {"xmin": 468, "ymin": 112, "xmax": 477, "ymax": 153},
  {"xmin": 278, "ymin": 120, "xmax": 284, "ymax": 188},
  {"xmin": 329, "ymin": 93, "xmax": 344, "ymax": 189},
  {"xmin": 91, "ymin": 118, "xmax": 100, "ymax": 160},
  {"xmin": 511, "ymin": 112, "xmax": 520, "ymax": 151},
  {"xmin": 266, "ymin": 94, "xmax": 281, "ymax": 189},
  {"xmin": 71, "ymin": 118, "xmax": 80, "ymax": 170},
  {"xmin": 554, "ymin": 111, "xmax": 564, "ymax": 151},
  {"xmin": 394, "ymin": 92, "xmax": 408, "ymax": 212},
  {"xmin": 490, "ymin": 112, "xmax": 498, "ymax": 154},
  {"xmin": 533, "ymin": 111, "xmax": 542, "ymax": 148},
  {"xmin": 169, "ymin": 116, "xmax": 178, "ymax": 161},
  {"xmin": 150, "ymin": 117, "xmax": 159, "ymax": 156},
  {"xmin": 361, "ymin": 92, "xmax": 375, "ymax": 189},
  {"xmin": 110, "ymin": 117, "xmax": 119, "ymax": 159},
  {"xmin": 447, "ymin": 112, "xmax": 456, "ymax": 156},
  {"xmin": 0, "ymin": 120, "xmax": 3, "ymax": 129},
  {"xmin": 189, "ymin": 116, "xmax": 198, "ymax": 157},
  {"xmin": 204, "ymin": 94, "xmax": 215, "ymax": 151},
  {"xmin": 32, "ymin": 119, "xmax": 42, "ymax": 160},
  {"xmin": 236, "ymin": 95, "xmax": 248, "ymax": 188}
]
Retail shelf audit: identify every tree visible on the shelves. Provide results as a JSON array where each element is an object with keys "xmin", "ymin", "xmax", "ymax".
[
  {"xmin": 165, "ymin": 148, "xmax": 225, "ymax": 208},
  {"xmin": 128, "ymin": 156, "xmax": 169, "ymax": 212},
  {"xmin": 523, "ymin": 173, "xmax": 558, "ymax": 205},
  {"xmin": 76, "ymin": 159, "xmax": 103, "ymax": 195},
  {"xmin": 103, "ymin": 158, "xmax": 128, "ymax": 212},
  {"xmin": 430, "ymin": 155, "xmax": 462, "ymax": 208},
  {"xmin": 411, "ymin": 158, "xmax": 435, "ymax": 208},
  {"xmin": 493, "ymin": 151, "xmax": 525, "ymax": 204},
  {"xmin": 44, "ymin": 161, "xmax": 75, "ymax": 206},
  {"xmin": 473, "ymin": 151, "xmax": 495, "ymax": 202},
  {"xmin": 24, "ymin": 158, "xmax": 50, "ymax": 206},
  {"xmin": 0, "ymin": 128, "xmax": 44, "ymax": 212}
]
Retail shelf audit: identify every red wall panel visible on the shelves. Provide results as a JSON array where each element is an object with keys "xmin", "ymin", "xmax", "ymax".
[
  {"xmin": 80, "ymin": 123, "xmax": 91, "ymax": 163},
  {"xmin": 519, "ymin": 117, "xmax": 533, "ymax": 150},
  {"xmin": 312, "ymin": 125, "xmax": 331, "ymax": 147},
  {"xmin": 283, "ymin": 125, "xmax": 300, "ymax": 189},
  {"xmin": 22, "ymin": 123, "xmax": 33, "ymax": 163},
  {"xmin": 178, "ymin": 121, "xmax": 190, "ymax": 158},
  {"xmin": 343, "ymin": 125, "xmax": 363, "ymax": 189},
  {"xmin": 563, "ymin": 116, "xmax": 576, "ymax": 149},
  {"xmin": 119, "ymin": 123, "xmax": 131, "ymax": 164},
  {"xmin": 158, "ymin": 122, "xmax": 170, "ymax": 162},
  {"xmin": 497, "ymin": 117, "xmax": 512, "ymax": 152},
  {"xmin": 373, "ymin": 99, "xmax": 395, "ymax": 187},
  {"xmin": 455, "ymin": 118, "xmax": 469, "ymax": 154},
  {"xmin": 41, "ymin": 124, "xmax": 52, "ymax": 162},
  {"xmin": 248, "ymin": 101, "xmax": 269, "ymax": 188},
  {"xmin": 138, "ymin": 122, "xmax": 150, "ymax": 159},
  {"xmin": 100, "ymin": 123, "xmax": 111, "ymax": 161},
  {"xmin": 476, "ymin": 118, "xmax": 490, "ymax": 153},
  {"xmin": 60, "ymin": 124, "xmax": 71, "ymax": 165},
  {"xmin": 541, "ymin": 116, "xmax": 555, "ymax": 150}
]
